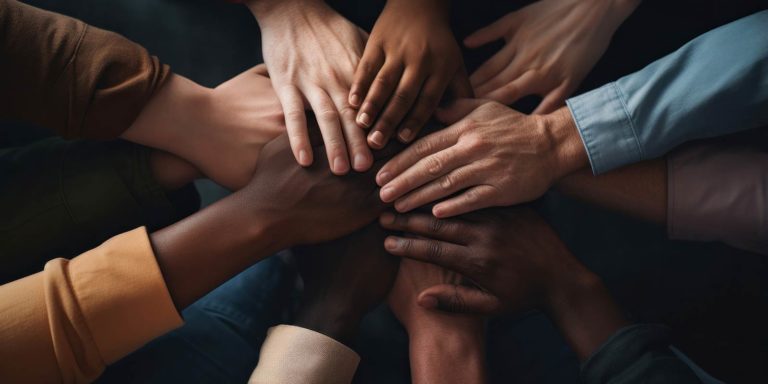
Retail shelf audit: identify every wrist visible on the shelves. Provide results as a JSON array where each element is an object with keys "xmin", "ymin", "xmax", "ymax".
[
  {"xmin": 295, "ymin": 300, "xmax": 362, "ymax": 346},
  {"xmin": 544, "ymin": 106, "xmax": 590, "ymax": 180},
  {"xmin": 384, "ymin": 0, "xmax": 450, "ymax": 20},
  {"xmin": 544, "ymin": 266, "xmax": 629, "ymax": 361},
  {"xmin": 148, "ymin": 151, "xmax": 201, "ymax": 190},
  {"xmin": 409, "ymin": 323, "xmax": 486, "ymax": 383},
  {"xmin": 246, "ymin": 0, "xmax": 322, "ymax": 24},
  {"xmin": 122, "ymin": 74, "xmax": 212, "ymax": 161}
]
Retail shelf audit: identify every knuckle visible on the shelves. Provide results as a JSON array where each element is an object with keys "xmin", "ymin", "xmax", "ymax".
[
  {"xmin": 414, "ymin": 140, "xmax": 433, "ymax": 157},
  {"xmin": 426, "ymin": 156, "xmax": 443, "ymax": 175},
  {"xmin": 318, "ymin": 109, "xmax": 340, "ymax": 122},
  {"xmin": 425, "ymin": 240, "xmax": 444, "ymax": 262},
  {"xmin": 462, "ymin": 135, "xmax": 485, "ymax": 152},
  {"xmin": 393, "ymin": 90, "xmax": 412, "ymax": 105},
  {"xmin": 284, "ymin": 109, "xmax": 305, "ymax": 123},
  {"xmin": 374, "ymin": 75, "xmax": 391, "ymax": 88},
  {"xmin": 427, "ymin": 217, "xmax": 445, "ymax": 234}
]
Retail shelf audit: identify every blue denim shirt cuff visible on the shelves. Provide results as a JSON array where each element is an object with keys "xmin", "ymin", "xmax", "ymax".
[{"xmin": 566, "ymin": 82, "xmax": 644, "ymax": 174}]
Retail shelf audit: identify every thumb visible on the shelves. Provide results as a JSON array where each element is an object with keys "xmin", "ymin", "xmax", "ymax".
[
  {"xmin": 434, "ymin": 98, "xmax": 487, "ymax": 125},
  {"xmin": 417, "ymin": 284, "xmax": 503, "ymax": 315},
  {"xmin": 463, "ymin": 14, "xmax": 513, "ymax": 48}
]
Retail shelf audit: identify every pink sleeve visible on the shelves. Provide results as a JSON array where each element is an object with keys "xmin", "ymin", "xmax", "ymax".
[{"xmin": 667, "ymin": 143, "xmax": 768, "ymax": 255}]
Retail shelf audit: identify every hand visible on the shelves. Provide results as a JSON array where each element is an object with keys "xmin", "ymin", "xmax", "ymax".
[
  {"xmin": 295, "ymin": 224, "xmax": 399, "ymax": 344},
  {"xmin": 466, "ymin": 0, "xmax": 640, "ymax": 113},
  {"xmin": 388, "ymin": 258, "xmax": 481, "ymax": 335},
  {"xmin": 376, "ymin": 99, "xmax": 587, "ymax": 218},
  {"xmin": 151, "ymin": 131, "xmax": 394, "ymax": 309},
  {"xmin": 349, "ymin": 0, "xmax": 471, "ymax": 148},
  {"xmin": 388, "ymin": 258, "xmax": 487, "ymax": 384},
  {"xmin": 248, "ymin": 0, "xmax": 371, "ymax": 174},
  {"xmin": 122, "ymin": 65, "xmax": 285, "ymax": 190},
  {"xmin": 379, "ymin": 207, "xmax": 629, "ymax": 360}
]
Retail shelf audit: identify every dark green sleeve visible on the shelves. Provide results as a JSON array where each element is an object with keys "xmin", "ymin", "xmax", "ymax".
[
  {"xmin": 0, "ymin": 138, "xmax": 199, "ymax": 283},
  {"xmin": 580, "ymin": 324, "xmax": 703, "ymax": 384}
]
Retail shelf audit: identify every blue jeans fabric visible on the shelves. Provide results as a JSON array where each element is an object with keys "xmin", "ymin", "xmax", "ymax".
[{"xmin": 97, "ymin": 255, "xmax": 294, "ymax": 384}]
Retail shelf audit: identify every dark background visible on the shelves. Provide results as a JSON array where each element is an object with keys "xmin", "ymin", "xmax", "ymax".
[{"xmin": 19, "ymin": 0, "xmax": 768, "ymax": 383}]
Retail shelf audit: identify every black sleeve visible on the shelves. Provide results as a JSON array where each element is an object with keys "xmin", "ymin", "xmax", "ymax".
[{"xmin": 580, "ymin": 324, "xmax": 704, "ymax": 384}]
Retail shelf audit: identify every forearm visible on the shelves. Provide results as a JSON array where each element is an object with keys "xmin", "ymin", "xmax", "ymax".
[
  {"xmin": 555, "ymin": 159, "xmax": 667, "ymax": 225},
  {"xmin": 566, "ymin": 11, "xmax": 768, "ymax": 174},
  {"xmin": 243, "ymin": 0, "xmax": 322, "ymax": 21},
  {"xmin": 150, "ymin": 191, "xmax": 285, "ymax": 309},
  {"xmin": 0, "ymin": 0, "xmax": 169, "ymax": 139},
  {"xmin": 546, "ymin": 269, "xmax": 629, "ymax": 362},
  {"xmin": 409, "ymin": 329, "xmax": 486, "ymax": 384}
]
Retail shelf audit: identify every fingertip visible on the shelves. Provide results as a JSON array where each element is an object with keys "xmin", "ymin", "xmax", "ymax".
[
  {"xmin": 349, "ymin": 93, "xmax": 361, "ymax": 108},
  {"xmin": 384, "ymin": 236, "xmax": 401, "ymax": 251},
  {"xmin": 379, "ymin": 211, "xmax": 396, "ymax": 226},
  {"xmin": 352, "ymin": 153, "xmax": 372, "ymax": 172},
  {"xmin": 368, "ymin": 130, "xmax": 385, "ymax": 149},
  {"xmin": 298, "ymin": 149, "xmax": 313, "ymax": 167},
  {"xmin": 331, "ymin": 156, "xmax": 350, "ymax": 175},
  {"xmin": 357, "ymin": 112, "xmax": 372, "ymax": 128},
  {"xmin": 376, "ymin": 170, "xmax": 392, "ymax": 186},
  {"xmin": 417, "ymin": 295, "xmax": 439, "ymax": 309}
]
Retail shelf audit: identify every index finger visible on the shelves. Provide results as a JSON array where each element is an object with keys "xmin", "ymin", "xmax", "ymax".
[{"xmin": 375, "ymin": 126, "xmax": 458, "ymax": 186}]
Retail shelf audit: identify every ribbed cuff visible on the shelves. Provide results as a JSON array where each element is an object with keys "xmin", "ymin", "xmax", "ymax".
[
  {"xmin": 567, "ymin": 82, "xmax": 643, "ymax": 174},
  {"xmin": 249, "ymin": 325, "xmax": 360, "ymax": 384}
]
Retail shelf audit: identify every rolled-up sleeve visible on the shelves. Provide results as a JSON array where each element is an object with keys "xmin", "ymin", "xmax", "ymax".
[
  {"xmin": 668, "ymin": 143, "xmax": 768, "ymax": 255},
  {"xmin": 567, "ymin": 11, "xmax": 768, "ymax": 174},
  {"xmin": 249, "ymin": 325, "xmax": 360, "ymax": 384},
  {"xmin": 0, "ymin": 227, "xmax": 183, "ymax": 383},
  {"xmin": 0, "ymin": 0, "xmax": 169, "ymax": 139}
]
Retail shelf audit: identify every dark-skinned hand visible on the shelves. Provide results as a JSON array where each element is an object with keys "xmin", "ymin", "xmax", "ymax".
[{"xmin": 294, "ymin": 223, "xmax": 399, "ymax": 344}]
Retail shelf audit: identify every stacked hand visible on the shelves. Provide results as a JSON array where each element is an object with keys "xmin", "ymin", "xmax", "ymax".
[
  {"xmin": 349, "ymin": 0, "xmax": 471, "ymax": 148},
  {"xmin": 295, "ymin": 224, "xmax": 399, "ymax": 344},
  {"xmin": 247, "ymin": 0, "xmax": 370, "ymax": 174},
  {"xmin": 380, "ymin": 207, "xmax": 628, "ymax": 361},
  {"xmin": 376, "ymin": 99, "xmax": 588, "ymax": 218},
  {"xmin": 466, "ymin": 0, "xmax": 639, "ymax": 113}
]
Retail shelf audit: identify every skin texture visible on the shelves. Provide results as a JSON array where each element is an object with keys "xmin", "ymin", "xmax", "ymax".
[
  {"xmin": 466, "ymin": 0, "xmax": 640, "ymax": 113},
  {"xmin": 380, "ymin": 208, "xmax": 629, "ymax": 361},
  {"xmin": 376, "ymin": 99, "xmax": 588, "ymax": 218},
  {"xmin": 349, "ymin": 0, "xmax": 472, "ymax": 148},
  {"xmin": 556, "ymin": 159, "xmax": 667, "ymax": 225},
  {"xmin": 246, "ymin": 0, "xmax": 371, "ymax": 174},
  {"xmin": 122, "ymin": 64, "xmax": 285, "ymax": 190},
  {"xmin": 388, "ymin": 258, "xmax": 486, "ymax": 384},
  {"xmin": 151, "ymin": 133, "xmax": 390, "ymax": 309},
  {"xmin": 295, "ymin": 224, "xmax": 399, "ymax": 344}
]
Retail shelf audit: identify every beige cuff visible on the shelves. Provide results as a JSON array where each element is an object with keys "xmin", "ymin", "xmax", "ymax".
[
  {"xmin": 68, "ymin": 227, "xmax": 183, "ymax": 363},
  {"xmin": 249, "ymin": 325, "xmax": 360, "ymax": 384}
]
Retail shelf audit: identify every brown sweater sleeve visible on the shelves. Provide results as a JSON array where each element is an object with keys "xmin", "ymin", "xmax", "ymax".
[{"xmin": 0, "ymin": 0, "xmax": 170, "ymax": 139}]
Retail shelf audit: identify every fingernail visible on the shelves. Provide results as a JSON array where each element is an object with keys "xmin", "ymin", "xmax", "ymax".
[
  {"xmin": 369, "ymin": 131, "xmax": 384, "ymax": 147},
  {"xmin": 384, "ymin": 236, "xmax": 401, "ymax": 251},
  {"xmin": 353, "ymin": 154, "xmax": 367, "ymax": 171},
  {"xmin": 298, "ymin": 150, "xmax": 310, "ymax": 166},
  {"xmin": 380, "ymin": 212, "xmax": 395, "ymax": 225},
  {"xmin": 377, "ymin": 171, "xmax": 391, "ymax": 186},
  {"xmin": 333, "ymin": 157, "xmax": 348, "ymax": 174},
  {"xmin": 399, "ymin": 128, "xmax": 412, "ymax": 142},
  {"xmin": 418, "ymin": 296, "xmax": 439, "ymax": 309},
  {"xmin": 357, "ymin": 112, "xmax": 372, "ymax": 127},
  {"xmin": 349, "ymin": 94, "xmax": 361, "ymax": 107},
  {"xmin": 432, "ymin": 205, "xmax": 444, "ymax": 217},
  {"xmin": 380, "ymin": 186, "xmax": 394, "ymax": 202}
]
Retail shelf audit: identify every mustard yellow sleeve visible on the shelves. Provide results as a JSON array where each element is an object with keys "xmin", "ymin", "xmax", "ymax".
[
  {"xmin": 249, "ymin": 325, "xmax": 360, "ymax": 384},
  {"xmin": 0, "ymin": 227, "xmax": 182, "ymax": 383}
]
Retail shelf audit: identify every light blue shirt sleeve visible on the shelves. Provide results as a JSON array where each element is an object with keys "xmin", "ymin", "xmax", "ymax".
[{"xmin": 566, "ymin": 11, "xmax": 768, "ymax": 174}]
